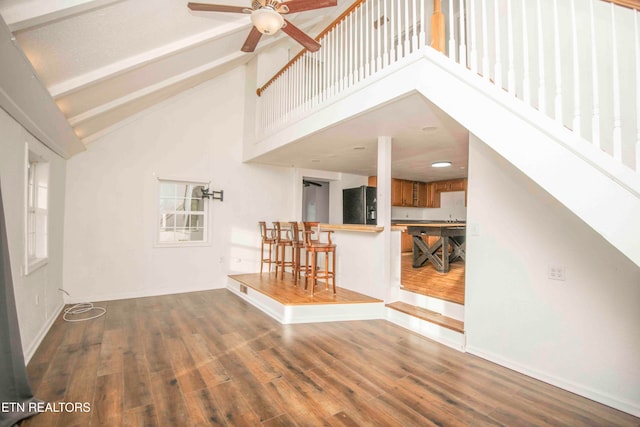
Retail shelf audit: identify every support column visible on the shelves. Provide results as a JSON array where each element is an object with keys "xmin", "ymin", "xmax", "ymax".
[{"xmin": 377, "ymin": 136, "xmax": 395, "ymax": 301}]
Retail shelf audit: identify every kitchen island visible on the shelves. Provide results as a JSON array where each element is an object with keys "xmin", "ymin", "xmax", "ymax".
[{"xmin": 396, "ymin": 222, "xmax": 466, "ymax": 273}]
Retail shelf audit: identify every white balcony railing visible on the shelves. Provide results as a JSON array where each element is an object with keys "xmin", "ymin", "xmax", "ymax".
[{"xmin": 256, "ymin": 0, "xmax": 640, "ymax": 174}]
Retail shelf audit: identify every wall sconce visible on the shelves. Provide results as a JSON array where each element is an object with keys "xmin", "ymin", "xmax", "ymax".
[{"xmin": 201, "ymin": 187, "xmax": 224, "ymax": 201}]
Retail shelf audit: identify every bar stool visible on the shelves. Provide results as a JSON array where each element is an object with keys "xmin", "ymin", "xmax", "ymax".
[
  {"xmin": 258, "ymin": 221, "xmax": 276, "ymax": 274},
  {"xmin": 303, "ymin": 222, "xmax": 336, "ymax": 296},
  {"xmin": 289, "ymin": 222, "xmax": 307, "ymax": 286},
  {"xmin": 273, "ymin": 222, "xmax": 294, "ymax": 279}
]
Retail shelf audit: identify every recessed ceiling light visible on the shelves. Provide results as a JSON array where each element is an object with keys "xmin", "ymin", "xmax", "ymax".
[
  {"xmin": 353, "ymin": 146, "xmax": 366, "ymax": 150},
  {"xmin": 311, "ymin": 159, "xmax": 320, "ymax": 163},
  {"xmin": 432, "ymin": 161, "xmax": 452, "ymax": 168},
  {"xmin": 421, "ymin": 126, "xmax": 438, "ymax": 132}
]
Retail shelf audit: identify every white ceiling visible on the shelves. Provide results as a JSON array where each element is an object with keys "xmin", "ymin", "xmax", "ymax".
[
  {"xmin": 253, "ymin": 93, "xmax": 469, "ymax": 182},
  {"xmin": 0, "ymin": 0, "xmax": 469, "ymax": 182}
]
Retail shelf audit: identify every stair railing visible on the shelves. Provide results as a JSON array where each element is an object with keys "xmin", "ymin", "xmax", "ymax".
[{"xmin": 256, "ymin": 0, "xmax": 640, "ymax": 175}]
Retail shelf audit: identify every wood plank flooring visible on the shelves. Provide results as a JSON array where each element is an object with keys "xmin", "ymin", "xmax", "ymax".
[
  {"xmin": 22, "ymin": 289, "xmax": 639, "ymax": 426},
  {"xmin": 229, "ymin": 272, "xmax": 382, "ymax": 305},
  {"xmin": 401, "ymin": 253, "xmax": 465, "ymax": 305}
]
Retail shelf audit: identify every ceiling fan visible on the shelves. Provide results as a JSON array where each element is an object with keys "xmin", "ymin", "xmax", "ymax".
[{"xmin": 188, "ymin": 0, "xmax": 337, "ymax": 53}]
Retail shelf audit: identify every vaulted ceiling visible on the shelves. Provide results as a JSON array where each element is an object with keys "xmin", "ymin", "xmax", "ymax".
[
  {"xmin": 0, "ymin": 0, "xmax": 348, "ymax": 144},
  {"xmin": 1, "ymin": 0, "xmax": 469, "ymax": 182}
]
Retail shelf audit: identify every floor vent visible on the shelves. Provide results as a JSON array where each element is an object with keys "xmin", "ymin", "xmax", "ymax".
[{"xmin": 239, "ymin": 284, "xmax": 248, "ymax": 294}]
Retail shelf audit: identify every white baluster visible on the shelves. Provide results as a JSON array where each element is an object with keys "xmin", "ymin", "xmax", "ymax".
[
  {"xmin": 521, "ymin": 0, "xmax": 530, "ymax": 104},
  {"xmin": 536, "ymin": 0, "xmax": 546, "ymax": 114},
  {"xmin": 340, "ymin": 16, "xmax": 345, "ymax": 89},
  {"xmin": 406, "ymin": 0, "xmax": 412, "ymax": 55},
  {"xmin": 482, "ymin": 0, "xmax": 490, "ymax": 79},
  {"xmin": 589, "ymin": 0, "xmax": 600, "ymax": 149},
  {"xmin": 390, "ymin": 0, "xmax": 396, "ymax": 62},
  {"xmin": 552, "ymin": 0, "xmax": 562, "ymax": 124},
  {"xmin": 377, "ymin": 0, "xmax": 382, "ymax": 70},
  {"xmin": 366, "ymin": 0, "xmax": 371, "ymax": 77},
  {"xmin": 459, "ymin": 0, "xmax": 467, "ymax": 67},
  {"xmin": 397, "ymin": 0, "xmax": 403, "ymax": 58},
  {"xmin": 506, "ymin": 0, "xmax": 515, "ymax": 94},
  {"xmin": 611, "ymin": 3, "xmax": 622, "ymax": 161},
  {"xmin": 411, "ymin": 0, "xmax": 418, "ymax": 52},
  {"xmin": 449, "ymin": 0, "xmax": 455, "ymax": 61},
  {"xmin": 469, "ymin": 0, "xmax": 478, "ymax": 73},
  {"xmin": 494, "ymin": 0, "xmax": 502, "ymax": 88},
  {"xmin": 570, "ymin": 0, "xmax": 580, "ymax": 135},
  {"xmin": 359, "ymin": 3, "xmax": 364, "ymax": 80},
  {"xmin": 349, "ymin": 10, "xmax": 354, "ymax": 86},
  {"xmin": 349, "ymin": 10, "xmax": 358, "ymax": 85},
  {"xmin": 384, "ymin": 0, "xmax": 389, "ymax": 66},
  {"xmin": 324, "ymin": 33, "xmax": 329, "ymax": 102},
  {"xmin": 419, "ymin": 0, "xmax": 426, "ymax": 49},
  {"xmin": 635, "ymin": 10, "xmax": 640, "ymax": 171}
]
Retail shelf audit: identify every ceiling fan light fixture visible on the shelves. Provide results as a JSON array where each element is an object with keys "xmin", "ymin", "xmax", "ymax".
[{"xmin": 251, "ymin": 7, "xmax": 284, "ymax": 34}]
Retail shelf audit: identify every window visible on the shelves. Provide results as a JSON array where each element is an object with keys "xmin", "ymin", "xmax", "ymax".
[
  {"xmin": 157, "ymin": 179, "xmax": 207, "ymax": 245},
  {"xmin": 25, "ymin": 155, "xmax": 49, "ymax": 273}
]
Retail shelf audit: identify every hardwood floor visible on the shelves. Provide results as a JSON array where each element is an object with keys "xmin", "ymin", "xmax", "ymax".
[
  {"xmin": 229, "ymin": 272, "xmax": 382, "ymax": 305},
  {"xmin": 401, "ymin": 253, "xmax": 465, "ymax": 305},
  {"xmin": 22, "ymin": 289, "xmax": 638, "ymax": 426}
]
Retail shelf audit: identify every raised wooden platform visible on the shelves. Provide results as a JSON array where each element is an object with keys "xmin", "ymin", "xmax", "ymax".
[{"xmin": 227, "ymin": 272, "xmax": 385, "ymax": 324}]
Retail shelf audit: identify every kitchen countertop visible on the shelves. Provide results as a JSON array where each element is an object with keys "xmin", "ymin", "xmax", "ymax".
[
  {"xmin": 391, "ymin": 221, "xmax": 466, "ymax": 231},
  {"xmin": 319, "ymin": 224, "xmax": 384, "ymax": 233}
]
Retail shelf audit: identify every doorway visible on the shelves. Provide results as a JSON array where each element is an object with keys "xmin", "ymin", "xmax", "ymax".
[{"xmin": 302, "ymin": 179, "xmax": 330, "ymax": 222}]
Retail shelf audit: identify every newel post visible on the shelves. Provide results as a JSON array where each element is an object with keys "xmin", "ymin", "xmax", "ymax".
[{"xmin": 431, "ymin": 0, "xmax": 446, "ymax": 53}]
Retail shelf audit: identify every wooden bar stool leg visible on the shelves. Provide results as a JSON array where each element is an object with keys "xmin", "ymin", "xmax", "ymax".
[
  {"xmin": 260, "ymin": 241, "xmax": 264, "ymax": 274},
  {"xmin": 332, "ymin": 249, "xmax": 336, "ymax": 294},
  {"xmin": 324, "ymin": 251, "xmax": 329, "ymax": 290},
  {"xmin": 311, "ymin": 251, "xmax": 317, "ymax": 296}
]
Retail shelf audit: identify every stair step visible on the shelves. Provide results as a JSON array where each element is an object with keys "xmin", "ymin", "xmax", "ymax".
[{"xmin": 386, "ymin": 301, "xmax": 464, "ymax": 333}]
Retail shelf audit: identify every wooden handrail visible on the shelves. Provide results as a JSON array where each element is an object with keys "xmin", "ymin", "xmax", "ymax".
[
  {"xmin": 257, "ymin": 0, "xmax": 367, "ymax": 96},
  {"xmin": 601, "ymin": 0, "xmax": 640, "ymax": 10}
]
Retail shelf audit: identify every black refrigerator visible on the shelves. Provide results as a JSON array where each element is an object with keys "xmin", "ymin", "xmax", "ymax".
[{"xmin": 343, "ymin": 186, "xmax": 377, "ymax": 225}]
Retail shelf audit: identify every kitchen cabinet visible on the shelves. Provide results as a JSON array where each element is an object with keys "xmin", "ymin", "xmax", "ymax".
[
  {"xmin": 370, "ymin": 176, "xmax": 462, "ymax": 208},
  {"xmin": 391, "ymin": 178, "xmax": 404, "ymax": 206},
  {"xmin": 401, "ymin": 180, "xmax": 414, "ymax": 206},
  {"xmin": 429, "ymin": 178, "xmax": 467, "ymax": 208},
  {"xmin": 389, "ymin": 178, "xmax": 431, "ymax": 207}
]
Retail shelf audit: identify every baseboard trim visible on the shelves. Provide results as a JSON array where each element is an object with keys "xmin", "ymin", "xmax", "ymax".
[
  {"xmin": 466, "ymin": 345, "xmax": 640, "ymax": 418},
  {"xmin": 63, "ymin": 283, "xmax": 224, "ymax": 304},
  {"xmin": 24, "ymin": 302, "xmax": 64, "ymax": 364}
]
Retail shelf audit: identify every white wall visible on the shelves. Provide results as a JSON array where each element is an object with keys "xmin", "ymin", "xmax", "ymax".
[
  {"xmin": 465, "ymin": 135, "xmax": 640, "ymax": 416},
  {"xmin": 0, "ymin": 107, "xmax": 66, "ymax": 362},
  {"xmin": 63, "ymin": 67, "xmax": 296, "ymax": 302},
  {"xmin": 392, "ymin": 190, "xmax": 467, "ymax": 221}
]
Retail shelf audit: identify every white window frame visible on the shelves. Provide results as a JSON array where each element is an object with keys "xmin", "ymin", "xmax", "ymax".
[
  {"xmin": 155, "ymin": 177, "xmax": 210, "ymax": 247},
  {"xmin": 24, "ymin": 148, "xmax": 49, "ymax": 275}
]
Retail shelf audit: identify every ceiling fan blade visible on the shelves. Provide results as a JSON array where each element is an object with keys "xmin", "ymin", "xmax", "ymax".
[
  {"xmin": 282, "ymin": 19, "xmax": 321, "ymax": 52},
  {"xmin": 241, "ymin": 26, "xmax": 263, "ymax": 52},
  {"xmin": 188, "ymin": 2, "xmax": 247, "ymax": 13},
  {"xmin": 278, "ymin": 0, "xmax": 337, "ymax": 14}
]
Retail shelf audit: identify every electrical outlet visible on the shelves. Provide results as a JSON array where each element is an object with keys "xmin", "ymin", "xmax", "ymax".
[
  {"xmin": 35, "ymin": 294, "xmax": 39, "ymax": 305},
  {"xmin": 548, "ymin": 265, "xmax": 566, "ymax": 281}
]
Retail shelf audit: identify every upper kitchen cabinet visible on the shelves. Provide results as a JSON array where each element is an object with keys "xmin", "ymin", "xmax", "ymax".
[
  {"xmin": 429, "ymin": 178, "xmax": 468, "ymax": 207},
  {"xmin": 369, "ymin": 177, "xmax": 466, "ymax": 208},
  {"xmin": 370, "ymin": 177, "xmax": 432, "ymax": 207}
]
